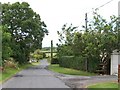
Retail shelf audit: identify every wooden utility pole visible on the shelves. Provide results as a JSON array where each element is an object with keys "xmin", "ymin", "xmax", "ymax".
[
  {"xmin": 51, "ymin": 40, "xmax": 53, "ymax": 61},
  {"xmin": 85, "ymin": 13, "xmax": 88, "ymax": 32},
  {"xmin": 85, "ymin": 13, "xmax": 88, "ymax": 71}
]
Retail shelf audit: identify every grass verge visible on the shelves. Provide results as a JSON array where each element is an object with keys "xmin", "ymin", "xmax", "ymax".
[
  {"xmin": 0, "ymin": 62, "xmax": 40, "ymax": 83},
  {"xmin": 87, "ymin": 82, "xmax": 118, "ymax": 89},
  {"xmin": 48, "ymin": 64, "xmax": 96, "ymax": 76}
]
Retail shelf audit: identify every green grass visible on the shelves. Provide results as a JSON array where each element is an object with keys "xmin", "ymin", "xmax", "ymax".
[
  {"xmin": 87, "ymin": 82, "xmax": 119, "ymax": 89},
  {"xmin": 48, "ymin": 64, "xmax": 96, "ymax": 76},
  {"xmin": 31, "ymin": 62, "xmax": 40, "ymax": 66},
  {"xmin": 0, "ymin": 62, "xmax": 40, "ymax": 83}
]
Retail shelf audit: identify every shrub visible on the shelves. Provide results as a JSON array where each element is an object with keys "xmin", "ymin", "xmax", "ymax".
[
  {"xmin": 4, "ymin": 58, "xmax": 19, "ymax": 69},
  {"xmin": 51, "ymin": 57, "xmax": 59, "ymax": 64}
]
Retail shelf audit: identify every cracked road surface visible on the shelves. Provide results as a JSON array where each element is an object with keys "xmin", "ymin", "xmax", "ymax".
[{"xmin": 2, "ymin": 59, "xmax": 70, "ymax": 88}]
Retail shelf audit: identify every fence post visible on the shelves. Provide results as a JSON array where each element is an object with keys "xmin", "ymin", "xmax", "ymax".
[{"xmin": 51, "ymin": 40, "xmax": 53, "ymax": 61}]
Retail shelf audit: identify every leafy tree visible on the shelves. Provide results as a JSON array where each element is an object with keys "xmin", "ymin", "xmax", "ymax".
[
  {"xmin": 1, "ymin": 25, "xmax": 13, "ymax": 65},
  {"xmin": 57, "ymin": 11, "xmax": 118, "ymax": 73},
  {"xmin": 73, "ymin": 32, "xmax": 86, "ymax": 56},
  {"xmin": 57, "ymin": 24, "xmax": 78, "ymax": 57},
  {"xmin": 1, "ymin": 2, "xmax": 48, "ymax": 64},
  {"xmin": 0, "ymin": 26, "xmax": 12, "ymax": 60},
  {"xmin": 89, "ymin": 12, "xmax": 118, "ymax": 63}
]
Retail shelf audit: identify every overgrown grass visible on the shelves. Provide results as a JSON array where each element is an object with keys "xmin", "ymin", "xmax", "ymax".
[
  {"xmin": 48, "ymin": 64, "xmax": 96, "ymax": 76},
  {"xmin": 0, "ymin": 62, "xmax": 40, "ymax": 83},
  {"xmin": 87, "ymin": 82, "xmax": 118, "ymax": 89}
]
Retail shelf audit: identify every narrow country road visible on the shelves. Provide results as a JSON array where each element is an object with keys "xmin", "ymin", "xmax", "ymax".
[{"xmin": 2, "ymin": 59, "xmax": 70, "ymax": 89}]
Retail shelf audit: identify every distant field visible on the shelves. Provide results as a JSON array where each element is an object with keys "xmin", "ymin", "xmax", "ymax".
[{"xmin": 46, "ymin": 53, "xmax": 57, "ymax": 58}]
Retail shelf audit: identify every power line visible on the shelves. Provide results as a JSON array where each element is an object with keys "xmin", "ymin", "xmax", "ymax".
[
  {"xmin": 95, "ymin": 0, "xmax": 114, "ymax": 10},
  {"xmin": 84, "ymin": 0, "xmax": 115, "ymax": 32},
  {"xmin": 87, "ymin": 0, "xmax": 114, "ymax": 14}
]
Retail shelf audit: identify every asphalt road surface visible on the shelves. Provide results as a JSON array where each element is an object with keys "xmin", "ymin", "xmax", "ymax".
[{"xmin": 2, "ymin": 59, "xmax": 70, "ymax": 88}]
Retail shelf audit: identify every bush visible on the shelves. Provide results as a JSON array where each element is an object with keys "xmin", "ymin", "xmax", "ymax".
[
  {"xmin": 51, "ymin": 57, "xmax": 59, "ymax": 64},
  {"xmin": 4, "ymin": 58, "xmax": 19, "ymax": 69}
]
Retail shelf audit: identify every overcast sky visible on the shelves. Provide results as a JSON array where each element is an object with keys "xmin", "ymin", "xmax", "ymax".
[{"xmin": 1, "ymin": 0, "xmax": 119, "ymax": 47}]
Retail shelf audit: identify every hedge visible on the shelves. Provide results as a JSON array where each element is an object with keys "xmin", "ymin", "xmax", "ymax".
[
  {"xmin": 59, "ymin": 56, "xmax": 99, "ymax": 72},
  {"xmin": 87, "ymin": 56, "xmax": 100, "ymax": 72}
]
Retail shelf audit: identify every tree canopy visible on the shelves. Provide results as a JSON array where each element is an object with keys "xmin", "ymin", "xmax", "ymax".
[
  {"xmin": 57, "ymin": 11, "xmax": 119, "ymax": 73},
  {"xmin": 1, "ymin": 2, "xmax": 48, "ymax": 64}
]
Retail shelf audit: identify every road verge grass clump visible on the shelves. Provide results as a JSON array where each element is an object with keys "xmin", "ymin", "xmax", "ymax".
[
  {"xmin": 87, "ymin": 82, "xmax": 118, "ymax": 89},
  {"xmin": 49, "ymin": 64, "xmax": 96, "ymax": 76}
]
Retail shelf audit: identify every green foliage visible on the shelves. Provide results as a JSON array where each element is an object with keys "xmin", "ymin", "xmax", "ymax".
[
  {"xmin": 57, "ymin": 11, "xmax": 118, "ymax": 73},
  {"xmin": 33, "ymin": 54, "xmax": 43, "ymax": 60},
  {"xmin": 59, "ymin": 56, "xmax": 87, "ymax": 71},
  {"xmin": 30, "ymin": 49, "xmax": 44, "ymax": 62},
  {"xmin": 1, "ymin": 25, "xmax": 13, "ymax": 65},
  {"xmin": 51, "ymin": 57, "xmax": 59, "ymax": 64},
  {"xmin": 43, "ymin": 53, "xmax": 46, "ymax": 58},
  {"xmin": 57, "ymin": 24, "xmax": 77, "ymax": 58},
  {"xmin": 1, "ymin": 2, "xmax": 48, "ymax": 64}
]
